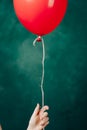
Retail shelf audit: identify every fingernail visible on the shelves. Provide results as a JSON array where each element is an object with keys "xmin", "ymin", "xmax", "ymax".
[{"xmin": 37, "ymin": 103, "xmax": 40, "ymax": 107}]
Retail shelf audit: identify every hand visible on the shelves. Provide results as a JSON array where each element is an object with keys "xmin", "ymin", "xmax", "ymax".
[
  {"xmin": 27, "ymin": 104, "xmax": 49, "ymax": 130},
  {"xmin": 0, "ymin": 125, "xmax": 2, "ymax": 130}
]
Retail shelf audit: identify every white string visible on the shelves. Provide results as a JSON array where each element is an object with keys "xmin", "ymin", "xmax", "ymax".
[
  {"xmin": 33, "ymin": 36, "xmax": 45, "ymax": 130},
  {"xmin": 33, "ymin": 36, "xmax": 45, "ymax": 107},
  {"xmin": 41, "ymin": 37, "xmax": 45, "ymax": 107},
  {"xmin": 33, "ymin": 37, "xmax": 38, "ymax": 46}
]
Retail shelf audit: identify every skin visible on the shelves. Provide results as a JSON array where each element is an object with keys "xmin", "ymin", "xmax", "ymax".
[
  {"xmin": 27, "ymin": 104, "xmax": 49, "ymax": 130},
  {"xmin": 0, "ymin": 125, "xmax": 2, "ymax": 130},
  {"xmin": 0, "ymin": 104, "xmax": 49, "ymax": 130}
]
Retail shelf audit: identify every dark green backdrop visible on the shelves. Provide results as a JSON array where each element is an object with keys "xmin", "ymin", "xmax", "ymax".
[{"xmin": 0, "ymin": 0, "xmax": 87, "ymax": 130}]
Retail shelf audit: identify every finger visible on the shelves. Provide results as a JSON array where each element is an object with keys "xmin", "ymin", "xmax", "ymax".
[
  {"xmin": 42, "ymin": 121, "xmax": 49, "ymax": 128},
  {"xmin": 39, "ymin": 122, "xmax": 49, "ymax": 130},
  {"xmin": 32, "ymin": 104, "xmax": 40, "ymax": 116},
  {"xmin": 40, "ymin": 106, "xmax": 49, "ymax": 116},
  {"xmin": 40, "ymin": 112, "xmax": 48, "ymax": 120},
  {"xmin": 40, "ymin": 117, "xmax": 49, "ymax": 125},
  {"xmin": 38, "ymin": 125, "xmax": 44, "ymax": 130}
]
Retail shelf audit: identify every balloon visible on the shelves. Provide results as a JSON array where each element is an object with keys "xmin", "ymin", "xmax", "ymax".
[{"xmin": 13, "ymin": 0, "xmax": 68, "ymax": 36}]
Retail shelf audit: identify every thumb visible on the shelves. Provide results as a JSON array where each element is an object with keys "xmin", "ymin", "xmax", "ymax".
[{"xmin": 32, "ymin": 104, "xmax": 40, "ymax": 117}]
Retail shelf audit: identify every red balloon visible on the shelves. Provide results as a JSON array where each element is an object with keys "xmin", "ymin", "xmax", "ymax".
[{"xmin": 13, "ymin": 0, "xmax": 68, "ymax": 36}]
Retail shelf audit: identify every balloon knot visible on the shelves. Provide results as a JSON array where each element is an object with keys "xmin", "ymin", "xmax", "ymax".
[
  {"xmin": 37, "ymin": 36, "xmax": 42, "ymax": 42},
  {"xmin": 33, "ymin": 36, "xmax": 42, "ymax": 46}
]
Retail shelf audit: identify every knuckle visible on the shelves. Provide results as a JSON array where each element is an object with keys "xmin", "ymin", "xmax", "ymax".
[
  {"xmin": 47, "ymin": 117, "xmax": 49, "ymax": 121},
  {"xmin": 45, "ymin": 112, "xmax": 48, "ymax": 115}
]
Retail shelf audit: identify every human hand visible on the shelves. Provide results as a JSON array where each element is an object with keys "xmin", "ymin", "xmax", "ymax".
[
  {"xmin": 0, "ymin": 125, "xmax": 2, "ymax": 130},
  {"xmin": 27, "ymin": 104, "xmax": 49, "ymax": 130}
]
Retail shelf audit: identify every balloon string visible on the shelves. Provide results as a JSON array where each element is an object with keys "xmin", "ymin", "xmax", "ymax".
[
  {"xmin": 33, "ymin": 36, "xmax": 45, "ymax": 108},
  {"xmin": 41, "ymin": 38, "xmax": 45, "ymax": 107}
]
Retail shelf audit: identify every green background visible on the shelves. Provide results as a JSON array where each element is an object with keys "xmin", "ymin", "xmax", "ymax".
[{"xmin": 0, "ymin": 0, "xmax": 87, "ymax": 130}]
